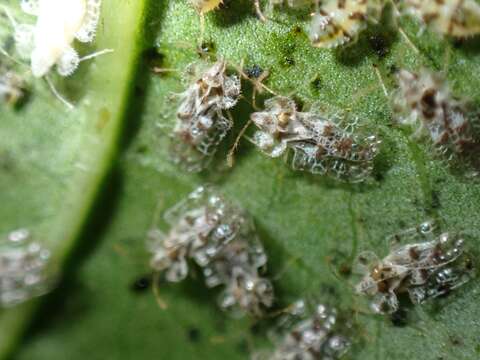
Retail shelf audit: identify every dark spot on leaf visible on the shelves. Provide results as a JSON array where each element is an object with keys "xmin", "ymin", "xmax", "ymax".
[
  {"xmin": 135, "ymin": 144, "xmax": 148, "ymax": 154},
  {"xmin": 245, "ymin": 65, "xmax": 264, "ymax": 79},
  {"xmin": 279, "ymin": 39, "xmax": 296, "ymax": 68},
  {"xmin": 390, "ymin": 308, "xmax": 408, "ymax": 327},
  {"xmin": 135, "ymin": 86, "xmax": 145, "ymax": 97},
  {"xmin": 131, "ymin": 274, "xmax": 151, "ymax": 293},
  {"xmin": 198, "ymin": 41, "xmax": 216, "ymax": 58},
  {"xmin": 281, "ymin": 56, "xmax": 295, "ymax": 67},
  {"xmin": 250, "ymin": 323, "xmax": 262, "ymax": 335},
  {"xmin": 187, "ymin": 327, "xmax": 201, "ymax": 343},
  {"xmin": 449, "ymin": 336, "xmax": 462, "ymax": 346},
  {"xmin": 291, "ymin": 25, "xmax": 303, "ymax": 35},
  {"xmin": 369, "ymin": 34, "xmax": 389, "ymax": 58},
  {"xmin": 291, "ymin": 96, "xmax": 304, "ymax": 111},
  {"xmin": 452, "ymin": 39, "xmax": 464, "ymax": 49},
  {"xmin": 236, "ymin": 339, "xmax": 249, "ymax": 354},
  {"xmin": 310, "ymin": 75, "xmax": 322, "ymax": 93},
  {"xmin": 319, "ymin": 283, "xmax": 337, "ymax": 296},
  {"xmin": 339, "ymin": 263, "xmax": 351, "ymax": 277},
  {"xmin": 431, "ymin": 190, "xmax": 440, "ymax": 209},
  {"xmin": 389, "ymin": 64, "xmax": 398, "ymax": 74},
  {"xmin": 0, "ymin": 151, "xmax": 15, "ymax": 172},
  {"xmin": 143, "ymin": 48, "xmax": 164, "ymax": 68}
]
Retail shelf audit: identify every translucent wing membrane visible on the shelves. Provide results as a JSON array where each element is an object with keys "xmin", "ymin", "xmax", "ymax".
[
  {"xmin": 169, "ymin": 61, "xmax": 241, "ymax": 172},
  {"xmin": 0, "ymin": 229, "xmax": 55, "ymax": 307},
  {"xmin": 392, "ymin": 69, "xmax": 474, "ymax": 157},
  {"xmin": 386, "ymin": 220, "xmax": 436, "ymax": 250},
  {"xmin": 355, "ymin": 222, "xmax": 472, "ymax": 314},
  {"xmin": 148, "ymin": 186, "xmax": 272, "ymax": 316},
  {"xmin": 251, "ymin": 96, "xmax": 379, "ymax": 181},
  {"xmin": 258, "ymin": 301, "xmax": 351, "ymax": 360}
]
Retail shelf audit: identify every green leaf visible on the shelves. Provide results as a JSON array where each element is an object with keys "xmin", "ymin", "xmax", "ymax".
[
  {"xmin": 3, "ymin": 1, "xmax": 480, "ymax": 359},
  {"xmin": 0, "ymin": 0, "xmax": 149, "ymax": 357}
]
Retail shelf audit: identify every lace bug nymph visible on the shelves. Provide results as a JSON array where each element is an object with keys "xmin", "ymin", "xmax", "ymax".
[
  {"xmin": 402, "ymin": 0, "xmax": 480, "ymax": 38},
  {"xmin": 392, "ymin": 68, "xmax": 474, "ymax": 156},
  {"xmin": 0, "ymin": 229, "xmax": 54, "ymax": 307},
  {"xmin": 258, "ymin": 301, "xmax": 351, "ymax": 360},
  {"xmin": 148, "ymin": 186, "xmax": 273, "ymax": 316},
  {"xmin": 170, "ymin": 61, "xmax": 241, "ymax": 172},
  {"xmin": 354, "ymin": 222, "xmax": 473, "ymax": 314},
  {"xmin": 251, "ymin": 96, "xmax": 380, "ymax": 181}
]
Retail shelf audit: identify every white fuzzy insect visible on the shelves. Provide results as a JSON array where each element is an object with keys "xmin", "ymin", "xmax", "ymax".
[{"xmin": 13, "ymin": 0, "xmax": 102, "ymax": 77}]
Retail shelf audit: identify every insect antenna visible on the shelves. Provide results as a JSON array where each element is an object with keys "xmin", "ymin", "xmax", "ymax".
[
  {"xmin": 254, "ymin": 0, "xmax": 268, "ymax": 22},
  {"xmin": 232, "ymin": 62, "xmax": 278, "ymax": 100},
  {"xmin": 152, "ymin": 271, "xmax": 168, "ymax": 310},
  {"xmin": 78, "ymin": 48, "xmax": 114, "ymax": 63},
  {"xmin": 397, "ymin": 27, "xmax": 420, "ymax": 54},
  {"xmin": 199, "ymin": 12, "xmax": 206, "ymax": 50},
  {"xmin": 152, "ymin": 67, "xmax": 179, "ymax": 74},
  {"xmin": 373, "ymin": 64, "xmax": 389, "ymax": 98},
  {"xmin": 390, "ymin": 2, "xmax": 420, "ymax": 54},
  {"xmin": 227, "ymin": 118, "xmax": 253, "ymax": 167},
  {"xmin": 45, "ymin": 75, "xmax": 74, "ymax": 110},
  {"xmin": 146, "ymin": 196, "xmax": 169, "ymax": 310}
]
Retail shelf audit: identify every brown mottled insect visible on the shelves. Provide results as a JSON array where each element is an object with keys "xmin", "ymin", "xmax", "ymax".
[
  {"xmin": 254, "ymin": 300, "xmax": 351, "ymax": 359},
  {"xmin": 354, "ymin": 221, "xmax": 472, "ymax": 314},
  {"xmin": 210, "ymin": 240, "xmax": 274, "ymax": 317},
  {"xmin": 148, "ymin": 186, "xmax": 273, "ymax": 316},
  {"xmin": 170, "ymin": 61, "xmax": 241, "ymax": 172},
  {"xmin": 251, "ymin": 96, "xmax": 380, "ymax": 182},
  {"xmin": 309, "ymin": 0, "xmax": 384, "ymax": 48},
  {"xmin": 402, "ymin": 0, "xmax": 480, "ymax": 38},
  {"xmin": 392, "ymin": 68, "xmax": 474, "ymax": 156},
  {"xmin": 148, "ymin": 186, "xmax": 248, "ymax": 282}
]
